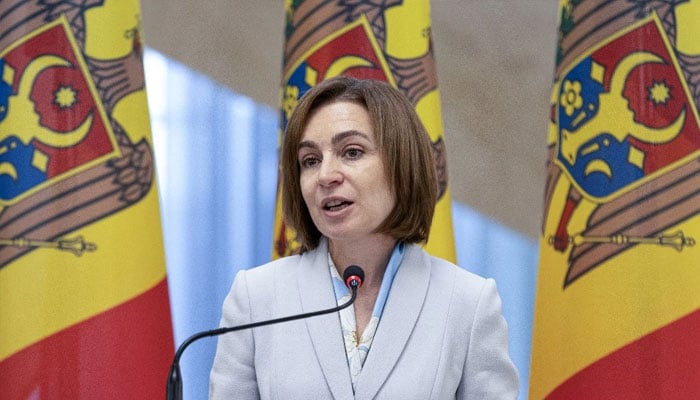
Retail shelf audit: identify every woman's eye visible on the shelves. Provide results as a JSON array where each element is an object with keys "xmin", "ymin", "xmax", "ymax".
[
  {"xmin": 300, "ymin": 156, "xmax": 319, "ymax": 168},
  {"xmin": 345, "ymin": 148, "xmax": 363, "ymax": 159}
]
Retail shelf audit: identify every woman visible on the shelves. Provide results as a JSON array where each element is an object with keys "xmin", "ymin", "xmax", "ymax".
[{"xmin": 210, "ymin": 76, "xmax": 519, "ymax": 399}]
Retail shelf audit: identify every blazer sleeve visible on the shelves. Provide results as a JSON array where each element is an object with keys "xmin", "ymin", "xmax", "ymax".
[
  {"xmin": 209, "ymin": 269, "xmax": 260, "ymax": 400},
  {"xmin": 458, "ymin": 278, "xmax": 519, "ymax": 400}
]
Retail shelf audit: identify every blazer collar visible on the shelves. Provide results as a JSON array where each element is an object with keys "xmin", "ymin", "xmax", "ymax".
[
  {"xmin": 297, "ymin": 238, "xmax": 354, "ymax": 400},
  {"xmin": 354, "ymin": 243, "xmax": 431, "ymax": 399}
]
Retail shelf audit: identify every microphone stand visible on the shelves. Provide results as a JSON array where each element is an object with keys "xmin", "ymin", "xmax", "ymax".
[{"xmin": 166, "ymin": 278, "xmax": 360, "ymax": 400}]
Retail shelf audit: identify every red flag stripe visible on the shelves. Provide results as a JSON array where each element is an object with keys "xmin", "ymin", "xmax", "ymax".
[
  {"xmin": 0, "ymin": 279, "xmax": 173, "ymax": 400},
  {"xmin": 547, "ymin": 308, "xmax": 700, "ymax": 399}
]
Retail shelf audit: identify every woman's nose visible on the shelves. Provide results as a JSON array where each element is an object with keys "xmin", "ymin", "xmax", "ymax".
[{"xmin": 317, "ymin": 156, "xmax": 343, "ymax": 187}]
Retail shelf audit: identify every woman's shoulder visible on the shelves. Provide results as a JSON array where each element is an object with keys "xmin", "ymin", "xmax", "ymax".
[
  {"xmin": 404, "ymin": 243, "xmax": 496, "ymax": 304},
  {"xmin": 237, "ymin": 253, "xmax": 304, "ymax": 284},
  {"xmin": 405, "ymin": 244, "xmax": 488, "ymax": 283},
  {"xmin": 237, "ymin": 243, "xmax": 327, "ymax": 287}
]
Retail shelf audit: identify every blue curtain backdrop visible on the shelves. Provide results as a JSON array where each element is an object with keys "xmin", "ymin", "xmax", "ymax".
[{"xmin": 145, "ymin": 49, "xmax": 537, "ymax": 400}]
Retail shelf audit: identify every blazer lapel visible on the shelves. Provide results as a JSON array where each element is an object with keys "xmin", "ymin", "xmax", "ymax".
[
  {"xmin": 353, "ymin": 244, "xmax": 431, "ymax": 400},
  {"xmin": 297, "ymin": 240, "xmax": 354, "ymax": 400}
]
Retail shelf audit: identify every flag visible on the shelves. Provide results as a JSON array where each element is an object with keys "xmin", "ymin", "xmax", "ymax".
[
  {"xmin": 530, "ymin": 0, "xmax": 700, "ymax": 398},
  {"xmin": 0, "ymin": 1, "xmax": 173, "ymax": 398},
  {"xmin": 273, "ymin": 0, "xmax": 456, "ymax": 262}
]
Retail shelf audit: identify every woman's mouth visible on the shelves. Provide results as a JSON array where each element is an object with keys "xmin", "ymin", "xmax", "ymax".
[{"xmin": 323, "ymin": 199, "xmax": 352, "ymax": 211}]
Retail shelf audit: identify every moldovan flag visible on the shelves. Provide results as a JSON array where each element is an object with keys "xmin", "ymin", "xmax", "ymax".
[
  {"xmin": 530, "ymin": 1, "xmax": 700, "ymax": 398},
  {"xmin": 0, "ymin": 1, "xmax": 174, "ymax": 398},
  {"xmin": 272, "ymin": 0, "xmax": 455, "ymax": 262}
]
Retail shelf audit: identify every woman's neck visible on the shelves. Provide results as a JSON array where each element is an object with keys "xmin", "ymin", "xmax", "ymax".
[{"xmin": 328, "ymin": 235, "xmax": 397, "ymax": 288}]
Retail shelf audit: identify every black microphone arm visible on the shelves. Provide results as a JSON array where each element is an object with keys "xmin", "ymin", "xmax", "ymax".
[{"xmin": 166, "ymin": 265, "xmax": 365, "ymax": 400}]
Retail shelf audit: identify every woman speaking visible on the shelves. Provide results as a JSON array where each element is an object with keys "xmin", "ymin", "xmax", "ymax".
[{"xmin": 210, "ymin": 76, "xmax": 519, "ymax": 399}]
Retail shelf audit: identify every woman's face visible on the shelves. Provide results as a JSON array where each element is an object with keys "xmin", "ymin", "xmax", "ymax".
[{"xmin": 297, "ymin": 101, "xmax": 396, "ymax": 243}]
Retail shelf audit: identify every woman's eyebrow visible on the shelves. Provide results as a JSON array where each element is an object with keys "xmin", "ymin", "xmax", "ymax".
[
  {"xmin": 331, "ymin": 130, "xmax": 370, "ymax": 146},
  {"xmin": 298, "ymin": 130, "xmax": 370, "ymax": 151},
  {"xmin": 297, "ymin": 140, "xmax": 318, "ymax": 151}
]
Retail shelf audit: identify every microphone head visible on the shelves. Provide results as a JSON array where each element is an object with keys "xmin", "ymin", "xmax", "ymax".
[{"xmin": 343, "ymin": 265, "xmax": 364, "ymax": 289}]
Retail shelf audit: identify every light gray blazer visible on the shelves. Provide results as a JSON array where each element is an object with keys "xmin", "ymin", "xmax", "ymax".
[{"xmin": 210, "ymin": 239, "xmax": 519, "ymax": 399}]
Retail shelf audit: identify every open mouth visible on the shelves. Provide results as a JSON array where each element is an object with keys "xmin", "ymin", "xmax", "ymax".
[{"xmin": 324, "ymin": 200, "xmax": 352, "ymax": 212}]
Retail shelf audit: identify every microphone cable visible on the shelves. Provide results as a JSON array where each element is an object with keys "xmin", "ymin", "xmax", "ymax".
[{"xmin": 166, "ymin": 265, "xmax": 365, "ymax": 400}]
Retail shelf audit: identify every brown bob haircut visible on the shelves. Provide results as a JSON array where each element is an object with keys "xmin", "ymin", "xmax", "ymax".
[{"xmin": 281, "ymin": 76, "xmax": 438, "ymax": 251}]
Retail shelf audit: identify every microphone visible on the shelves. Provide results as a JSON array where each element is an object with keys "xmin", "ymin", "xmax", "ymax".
[
  {"xmin": 343, "ymin": 264, "xmax": 364, "ymax": 290},
  {"xmin": 166, "ymin": 265, "xmax": 365, "ymax": 400}
]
